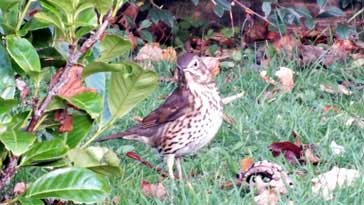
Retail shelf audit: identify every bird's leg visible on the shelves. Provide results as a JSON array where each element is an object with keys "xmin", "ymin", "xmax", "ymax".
[
  {"xmin": 176, "ymin": 157, "xmax": 183, "ymax": 180},
  {"xmin": 165, "ymin": 154, "xmax": 175, "ymax": 179}
]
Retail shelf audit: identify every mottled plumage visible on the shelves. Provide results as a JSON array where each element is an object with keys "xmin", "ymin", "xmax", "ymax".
[{"xmin": 99, "ymin": 53, "xmax": 223, "ymax": 179}]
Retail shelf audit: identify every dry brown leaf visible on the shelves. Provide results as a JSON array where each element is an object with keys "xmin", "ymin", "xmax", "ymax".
[
  {"xmin": 161, "ymin": 47, "xmax": 177, "ymax": 62},
  {"xmin": 141, "ymin": 180, "xmax": 168, "ymax": 200},
  {"xmin": 54, "ymin": 110, "xmax": 73, "ymax": 133},
  {"xmin": 135, "ymin": 43, "xmax": 163, "ymax": 62},
  {"xmin": 273, "ymin": 35, "xmax": 300, "ymax": 55},
  {"xmin": 300, "ymin": 45, "xmax": 326, "ymax": 65},
  {"xmin": 312, "ymin": 166, "xmax": 361, "ymax": 200},
  {"xmin": 320, "ymin": 84, "xmax": 352, "ymax": 95},
  {"xmin": 53, "ymin": 65, "xmax": 96, "ymax": 98},
  {"xmin": 240, "ymin": 157, "xmax": 254, "ymax": 172},
  {"xmin": 254, "ymin": 189, "xmax": 279, "ymax": 205},
  {"xmin": 260, "ymin": 71, "xmax": 276, "ymax": 85},
  {"xmin": 275, "ymin": 67, "xmax": 295, "ymax": 92}
]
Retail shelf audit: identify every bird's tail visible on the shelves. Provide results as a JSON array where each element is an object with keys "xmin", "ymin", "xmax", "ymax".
[{"xmin": 96, "ymin": 131, "xmax": 132, "ymax": 142}]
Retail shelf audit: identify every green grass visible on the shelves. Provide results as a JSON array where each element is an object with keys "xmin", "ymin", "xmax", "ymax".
[{"xmin": 101, "ymin": 53, "xmax": 364, "ymax": 204}]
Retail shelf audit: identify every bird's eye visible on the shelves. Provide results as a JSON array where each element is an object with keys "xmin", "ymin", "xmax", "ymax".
[{"xmin": 193, "ymin": 61, "xmax": 198, "ymax": 67}]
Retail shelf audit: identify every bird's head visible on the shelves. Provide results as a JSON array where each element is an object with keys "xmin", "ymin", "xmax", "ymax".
[{"xmin": 176, "ymin": 53, "xmax": 215, "ymax": 85}]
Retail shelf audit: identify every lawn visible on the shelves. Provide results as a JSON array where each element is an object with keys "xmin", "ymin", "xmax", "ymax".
[{"xmin": 98, "ymin": 52, "xmax": 364, "ymax": 204}]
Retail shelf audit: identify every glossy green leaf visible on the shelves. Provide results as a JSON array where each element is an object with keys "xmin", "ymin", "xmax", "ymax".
[
  {"xmin": 97, "ymin": 34, "xmax": 131, "ymax": 62},
  {"xmin": 92, "ymin": 0, "xmax": 113, "ymax": 16},
  {"xmin": 108, "ymin": 64, "xmax": 157, "ymax": 120},
  {"xmin": 0, "ymin": 98, "xmax": 16, "ymax": 115},
  {"xmin": 20, "ymin": 139, "xmax": 69, "ymax": 166},
  {"xmin": 0, "ymin": 0, "xmax": 19, "ymax": 10},
  {"xmin": 61, "ymin": 92, "xmax": 102, "ymax": 119},
  {"xmin": 65, "ymin": 114, "xmax": 92, "ymax": 148},
  {"xmin": 34, "ymin": 11, "xmax": 64, "ymax": 30},
  {"xmin": 25, "ymin": 167, "xmax": 110, "ymax": 204},
  {"xmin": 67, "ymin": 146, "xmax": 121, "ymax": 176},
  {"xmin": 336, "ymin": 24, "xmax": 356, "ymax": 40},
  {"xmin": 317, "ymin": 6, "xmax": 344, "ymax": 18},
  {"xmin": 262, "ymin": 2, "xmax": 272, "ymax": 18},
  {"xmin": 18, "ymin": 197, "xmax": 44, "ymax": 205},
  {"xmin": 83, "ymin": 62, "xmax": 137, "ymax": 78},
  {"xmin": 0, "ymin": 128, "xmax": 36, "ymax": 156},
  {"xmin": 75, "ymin": 7, "xmax": 97, "ymax": 28},
  {"xmin": 6, "ymin": 35, "xmax": 41, "ymax": 73},
  {"xmin": 0, "ymin": 42, "xmax": 16, "ymax": 99}
]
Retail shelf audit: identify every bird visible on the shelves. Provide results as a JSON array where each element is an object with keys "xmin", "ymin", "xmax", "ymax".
[{"xmin": 98, "ymin": 53, "xmax": 223, "ymax": 179}]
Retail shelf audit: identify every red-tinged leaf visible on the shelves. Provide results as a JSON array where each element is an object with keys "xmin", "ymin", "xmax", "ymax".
[
  {"xmin": 54, "ymin": 110, "xmax": 73, "ymax": 133},
  {"xmin": 141, "ymin": 180, "xmax": 167, "ymax": 200},
  {"xmin": 51, "ymin": 65, "xmax": 96, "ymax": 98},
  {"xmin": 269, "ymin": 141, "xmax": 302, "ymax": 161}
]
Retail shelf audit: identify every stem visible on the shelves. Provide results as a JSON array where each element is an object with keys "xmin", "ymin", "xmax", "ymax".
[
  {"xmin": 0, "ymin": 156, "xmax": 18, "ymax": 191},
  {"xmin": 26, "ymin": 12, "xmax": 114, "ymax": 132},
  {"xmin": 16, "ymin": 0, "xmax": 34, "ymax": 32},
  {"xmin": 232, "ymin": 0, "xmax": 275, "ymax": 27},
  {"xmin": 82, "ymin": 119, "xmax": 115, "ymax": 148}
]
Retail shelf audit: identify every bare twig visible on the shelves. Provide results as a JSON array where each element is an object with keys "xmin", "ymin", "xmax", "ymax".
[
  {"xmin": 232, "ymin": 0, "xmax": 274, "ymax": 26},
  {"xmin": 0, "ymin": 156, "xmax": 18, "ymax": 191},
  {"xmin": 27, "ymin": 12, "xmax": 114, "ymax": 132},
  {"xmin": 222, "ymin": 91, "xmax": 244, "ymax": 104}
]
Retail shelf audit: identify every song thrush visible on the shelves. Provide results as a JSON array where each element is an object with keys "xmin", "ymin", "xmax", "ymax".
[{"xmin": 98, "ymin": 53, "xmax": 223, "ymax": 179}]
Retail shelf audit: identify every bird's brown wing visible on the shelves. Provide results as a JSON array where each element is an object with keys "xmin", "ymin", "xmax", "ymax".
[{"xmin": 140, "ymin": 85, "xmax": 193, "ymax": 129}]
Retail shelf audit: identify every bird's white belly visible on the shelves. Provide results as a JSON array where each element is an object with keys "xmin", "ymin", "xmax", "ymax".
[{"xmin": 176, "ymin": 107, "xmax": 223, "ymax": 157}]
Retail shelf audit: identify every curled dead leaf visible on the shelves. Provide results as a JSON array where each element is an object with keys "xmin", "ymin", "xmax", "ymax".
[
  {"xmin": 136, "ymin": 43, "xmax": 177, "ymax": 63},
  {"xmin": 312, "ymin": 166, "xmax": 361, "ymax": 200},
  {"xmin": 141, "ymin": 180, "xmax": 168, "ymax": 200},
  {"xmin": 275, "ymin": 67, "xmax": 294, "ymax": 92},
  {"xmin": 52, "ymin": 65, "xmax": 96, "ymax": 98},
  {"xmin": 320, "ymin": 84, "xmax": 352, "ymax": 95},
  {"xmin": 54, "ymin": 110, "xmax": 73, "ymax": 133}
]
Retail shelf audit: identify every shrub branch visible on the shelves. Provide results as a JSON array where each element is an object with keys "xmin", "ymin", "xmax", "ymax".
[
  {"xmin": 0, "ymin": 156, "xmax": 18, "ymax": 191},
  {"xmin": 26, "ymin": 12, "xmax": 114, "ymax": 132}
]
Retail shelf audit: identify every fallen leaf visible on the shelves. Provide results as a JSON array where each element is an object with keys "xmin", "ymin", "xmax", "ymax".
[
  {"xmin": 330, "ymin": 141, "xmax": 345, "ymax": 155},
  {"xmin": 312, "ymin": 166, "xmax": 361, "ymax": 200},
  {"xmin": 13, "ymin": 182, "xmax": 26, "ymax": 195},
  {"xmin": 161, "ymin": 47, "xmax": 177, "ymax": 62},
  {"xmin": 322, "ymin": 105, "xmax": 339, "ymax": 113},
  {"xmin": 240, "ymin": 157, "xmax": 254, "ymax": 172},
  {"xmin": 275, "ymin": 67, "xmax": 295, "ymax": 92},
  {"xmin": 254, "ymin": 189, "xmax": 279, "ymax": 205},
  {"xmin": 300, "ymin": 45, "xmax": 326, "ymax": 65},
  {"xmin": 260, "ymin": 70, "xmax": 276, "ymax": 85},
  {"xmin": 269, "ymin": 142, "xmax": 302, "ymax": 164},
  {"xmin": 320, "ymin": 84, "xmax": 352, "ymax": 95},
  {"xmin": 273, "ymin": 35, "xmax": 299, "ymax": 56},
  {"xmin": 135, "ymin": 43, "xmax": 163, "ymax": 62},
  {"xmin": 141, "ymin": 180, "xmax": 168, "ymax": 200},
  {"xmin": 269, "ymin": 132, "xmax": 319, "ymax": 165}
]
